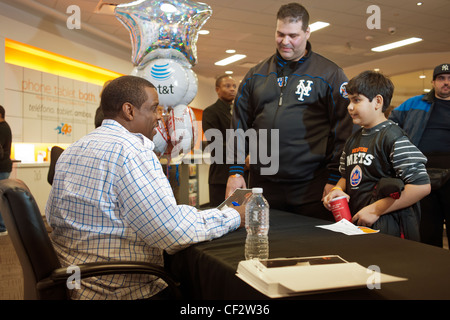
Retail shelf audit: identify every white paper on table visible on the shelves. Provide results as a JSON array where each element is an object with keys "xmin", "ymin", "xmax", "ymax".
[
  {"xmin": 236, "ymin": 256, "xmax": 407, "ymax": 298},
  {"xmin": 316, "ymin": 219, "xmax": 379, "ymax": 235}
]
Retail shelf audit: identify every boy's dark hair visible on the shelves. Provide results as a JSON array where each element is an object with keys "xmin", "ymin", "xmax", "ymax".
[
  {"xmin": 346, "ymin": 70, "xmax": 394, "ymax": 112},
  {"xmin": 0, "ymin": 105, "xmax": 5, "ymax": 118},
  {"xmin": 100, "ymin": 75, "xmax": 155, "ymax": 118},
  {"xmin": 277, "ymin": 3, "xmax": 309, "ymax": 32}
]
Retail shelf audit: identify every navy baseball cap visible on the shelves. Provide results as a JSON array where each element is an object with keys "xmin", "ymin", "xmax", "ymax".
[{"xmin": 433, "ymin": 63, "xmax": 450, "ymax": 80}]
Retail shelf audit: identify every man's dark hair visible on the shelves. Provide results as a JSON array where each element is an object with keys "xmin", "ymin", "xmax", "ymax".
[
  {"xmin": 94, "ymin": 106, "xmax": 104, "ymax": 128},
  {"xmin": 215, "ymin": 75, "xmax": 232, "ymax": 88},
  {"xmin": 0, "ymin": 105, "xmax": 5, "ymax": 118},
  {"xmin": 347, "ymin": 70, "xmax": 394, "ymax": 112},
  {"xmin": 277, "ymin": 3, "xmax": 309, "ymax": 31},
  {"xmin": 100, "ymin": 75, "xmax": 155, "ymax": 118}
]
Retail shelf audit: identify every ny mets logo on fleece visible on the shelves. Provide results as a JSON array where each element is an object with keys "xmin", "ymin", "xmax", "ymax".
[
  {"xmin": 340, "ymin": 82, "xmax": 348, "ymax": 99},
  {"xmin": 347, "ymin": 146, "xmax": 375, "ymax": 187},
  {"xmin": 277, "ymin": 76, "xmax": 288, "ymax": 87},
  {"xmin": 295, "ymin": 80, "xmax": 313, "ymax": 101}
]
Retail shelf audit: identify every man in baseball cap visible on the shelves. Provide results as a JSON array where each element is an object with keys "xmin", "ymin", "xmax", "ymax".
[
  {"xmin": 389, "ymin": 63, "xmax": 450, "ymax": 248},
  {"xmin": 433, "ymin": 63, "xmax": 450, "ymax": 80},
  {"xmin": 432, "ymin": 63, "xmax": 450, "ymax": 99}
]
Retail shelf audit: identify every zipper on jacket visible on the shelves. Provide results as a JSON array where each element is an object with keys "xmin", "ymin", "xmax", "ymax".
[
  {"xmin": 278, "ymin": 75, "xmax": 288, "ymax": 107},
  {"xmin": 274, "ymin": 77, "xmax": 287, "ymax": 128}
]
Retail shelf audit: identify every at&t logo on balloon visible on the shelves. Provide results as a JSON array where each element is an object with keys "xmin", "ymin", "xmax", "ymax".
[
  {"xmin": 135, "ymin": 59, "xmax": 189, "ymax": 108},
  {"xmin": 150, "ymin": 63, "xmax": 176, "ymax": 94}
]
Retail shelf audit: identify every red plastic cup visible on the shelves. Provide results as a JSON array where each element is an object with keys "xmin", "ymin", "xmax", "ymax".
[{"xmin": 329, "ymin": 196, "xmax": 351, "ymax": 222}]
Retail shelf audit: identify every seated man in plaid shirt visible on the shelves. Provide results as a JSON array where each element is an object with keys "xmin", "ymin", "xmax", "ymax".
[{"xmin": 46, "ymin": 75, "xmax": 244, "ymax": 300}]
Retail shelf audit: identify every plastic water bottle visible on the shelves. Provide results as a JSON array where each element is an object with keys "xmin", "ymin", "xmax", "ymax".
[{"xmin": 245, "ymin": 187, "xmax": 269, "ymax": 260}]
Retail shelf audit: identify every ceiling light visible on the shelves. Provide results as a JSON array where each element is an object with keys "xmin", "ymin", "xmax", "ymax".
[
  {"xmin": 309, "ymin": 21, "xmax": 330, "ymax": 32},
  {"xmin": 198, "ymin": 30, "xmax": 210, "ymax": 35},
  {"xmin": 419, "ymin": 75, "xmax": 426, "ymax": 79},
  {"xmin": 226, "ymin": 49, "xmax": 236, "ymax": 54},
  {"xmin": 215, "ymin": 54, "xmax": 246, "ymax": 66},
  {"xmin": 371, "ymin": 37, "xmax": 422, "ymax": 52},
  {"xmin": 225, "ymin": 71, "xmax": 233, "ymax": 74},
  {"xmin": 5, "ymin": 38, "xmax": 123, "ymax": 86}
]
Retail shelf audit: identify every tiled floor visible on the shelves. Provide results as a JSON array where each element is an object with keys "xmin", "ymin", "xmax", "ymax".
[{"xmin": 0, "ymin": 234, "xmax": 23, "ymax": 300}]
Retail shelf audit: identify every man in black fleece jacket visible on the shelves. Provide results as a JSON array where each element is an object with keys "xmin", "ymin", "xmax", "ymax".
[{"xmin": 226, "ymin": 3, "xmax": 353, "ymax": 220}]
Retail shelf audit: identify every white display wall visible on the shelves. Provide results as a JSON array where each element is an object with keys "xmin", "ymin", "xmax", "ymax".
[{"xmin": 4, "ymin": 63, "xmax": 101, "ymax": 143}]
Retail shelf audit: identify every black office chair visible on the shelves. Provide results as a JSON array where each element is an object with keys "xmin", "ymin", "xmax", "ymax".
[
  {"xmin": 0, "ymin": 179, "xmax": 182, "ymax": 300},
  {"xmin": 47, "ymin": 146, "xmax": 64, "ymax": 185}
]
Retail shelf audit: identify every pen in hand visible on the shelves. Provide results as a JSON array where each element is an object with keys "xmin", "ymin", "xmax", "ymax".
[{"xmin": 232, "ymin": 201, "xmax": 240, "ymax": 206}]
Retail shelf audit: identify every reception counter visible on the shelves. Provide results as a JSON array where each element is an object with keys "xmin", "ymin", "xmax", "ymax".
[{"xmin": 10, "ymin": 161, "xmax": 51, "ymax": 215}]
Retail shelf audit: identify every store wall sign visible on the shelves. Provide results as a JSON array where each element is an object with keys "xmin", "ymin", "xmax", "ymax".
[{"xmin": 4, "ymin": 63, "xmax": 101, "ymax": 143}]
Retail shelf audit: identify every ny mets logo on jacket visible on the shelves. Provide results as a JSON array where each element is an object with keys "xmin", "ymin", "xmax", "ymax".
[{"xmin": 295, "ymin": 80, "xmax": 314, "ymax": 101}]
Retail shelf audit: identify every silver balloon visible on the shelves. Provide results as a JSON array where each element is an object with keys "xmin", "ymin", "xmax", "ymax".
[
  {"xmin": 153, "ymin": 118, "xmax": 170, "ymax": 157},
  {"xmin": 115, "ymin": 0, "xmax": 212, "ymax": 67},
  {"xmin": 179, "ymin": 68, "xmax": 198, "ymax": 106},
  {"xmin": 168, "ymin": 104, "xmax": 198, "ymax": 156},
  {"xmin": 140, "ymin": 48, "xmax": 191, "ymax": 69}
]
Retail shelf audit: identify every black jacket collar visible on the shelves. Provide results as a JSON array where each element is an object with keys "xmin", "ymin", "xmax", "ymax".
[{"xmin": 276, "ymin": 41, "xmax": 312, "ymax": 77}]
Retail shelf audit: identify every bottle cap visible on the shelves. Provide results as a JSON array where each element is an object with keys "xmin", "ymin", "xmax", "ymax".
[{"xmin": 252, "ymin": 187, "xmax": 263, "ymax": 194}]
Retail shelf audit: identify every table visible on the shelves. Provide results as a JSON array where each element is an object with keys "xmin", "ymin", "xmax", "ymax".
[{"xmin": 167, "ymin": 210, "xmax": 450, "ymax": 300}]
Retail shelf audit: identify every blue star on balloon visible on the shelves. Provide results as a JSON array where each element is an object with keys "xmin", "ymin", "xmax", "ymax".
[{"xmin": 115, "ymin": 0, "xmax": 212, "ymax": 67}]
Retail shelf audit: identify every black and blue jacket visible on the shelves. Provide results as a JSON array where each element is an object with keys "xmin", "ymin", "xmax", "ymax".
[
  {"xmin": 228, "ymin": 42, "xmax": 353, "ymax": 184},
  {"xmin": 389, "ymin": 91, "xmax": 434, "ymax": 146}
]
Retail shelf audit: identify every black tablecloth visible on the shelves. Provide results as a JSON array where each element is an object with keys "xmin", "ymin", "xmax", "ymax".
[{"xmin": 167, "ymin": 210, "xmax": 450, "ymax": 300}]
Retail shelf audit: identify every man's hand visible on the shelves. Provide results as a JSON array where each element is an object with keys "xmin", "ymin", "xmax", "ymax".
[
  {"xmin": 231, "ymin": 204, "xmax": 246, "ymax": 228},
  {"xmin": 225, "ymin": 175, "xmax": 246, "ymax": 198}
]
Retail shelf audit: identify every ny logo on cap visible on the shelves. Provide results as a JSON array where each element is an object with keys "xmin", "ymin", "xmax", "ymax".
[{"xmin": 442, "ymin": 64, "xmax": 449, "ymax": 71}]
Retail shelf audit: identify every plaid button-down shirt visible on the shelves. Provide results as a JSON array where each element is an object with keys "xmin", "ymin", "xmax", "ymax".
[{"xmin": 46, "ymin": 120, "xmax": 240, "ymax": 300}]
